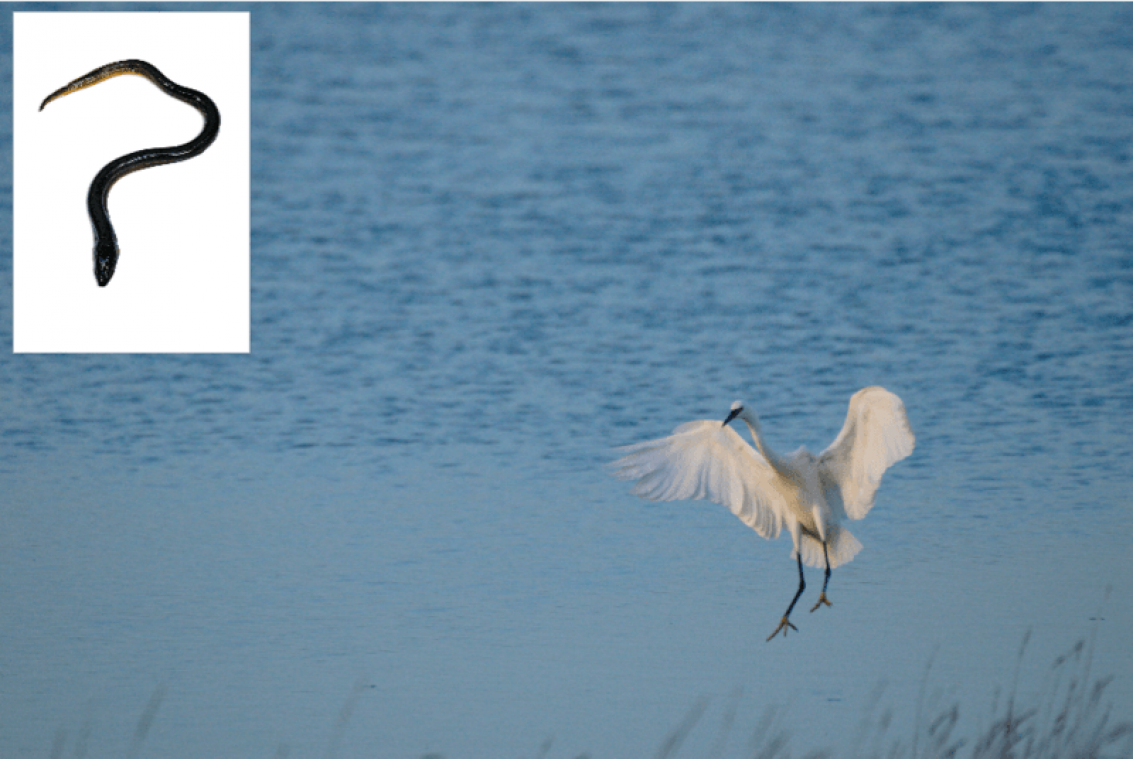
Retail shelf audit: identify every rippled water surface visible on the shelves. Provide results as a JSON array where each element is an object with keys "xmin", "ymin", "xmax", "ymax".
[{"xmin": 2, "ymin": 4, "xmax": 1132, "ymax": 758}]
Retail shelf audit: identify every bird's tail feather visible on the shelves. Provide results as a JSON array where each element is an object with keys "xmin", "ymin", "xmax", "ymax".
[{"xmin": 793, "ymin": 525, "xmax": 862, "ymax": 569}]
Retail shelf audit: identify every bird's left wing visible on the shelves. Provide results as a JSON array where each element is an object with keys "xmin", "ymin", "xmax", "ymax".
[{"xmin": 610, "ymin": 420, "xmax": 786, "ymax": 540}]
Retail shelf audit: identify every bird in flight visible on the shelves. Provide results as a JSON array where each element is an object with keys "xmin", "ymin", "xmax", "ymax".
[{"xmin": 611, "ymin": 386, "xmax": 915, "ymax": 640}]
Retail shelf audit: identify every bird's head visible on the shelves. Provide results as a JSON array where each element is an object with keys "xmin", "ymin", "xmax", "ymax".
[
  {"xmin": 723, "ymin": 400, "xmax": 763, "ymax": 434},
  {"xmin": 723, "ymin": 400, "xmax": 746, "ymax": 427}
]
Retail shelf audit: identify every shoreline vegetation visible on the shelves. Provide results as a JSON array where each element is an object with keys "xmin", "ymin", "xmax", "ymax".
[
  {"xmin": 651, "ymin": 628, "xmax": 1132, "ymax": 759},
  {"xmin": 47, "ymin": 629, "xmax": 1130, "ymax": 759}
]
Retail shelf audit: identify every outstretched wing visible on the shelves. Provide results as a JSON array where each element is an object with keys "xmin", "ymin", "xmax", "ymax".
[
  {"xmin": 610, "ymin": 420, "xmax": 787, "ymax": 540},
  {"xmin": 818, "ymin": 386, "xmax": 915, "ymax": 521}
]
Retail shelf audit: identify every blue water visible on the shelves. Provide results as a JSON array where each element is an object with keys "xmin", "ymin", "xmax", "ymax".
[{"xmin": 2, "ymin": 3, "xmax": 1132, "ymax": 758}]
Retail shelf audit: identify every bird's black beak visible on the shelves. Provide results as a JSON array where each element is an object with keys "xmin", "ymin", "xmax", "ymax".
[{"xmin": 723, "ymin": 407, "xmax": 742, "ymax": 427}]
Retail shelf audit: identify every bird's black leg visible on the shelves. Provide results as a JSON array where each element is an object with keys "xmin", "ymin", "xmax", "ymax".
[
  {"xmin": 767, "ymin": 551, "xmax": 805, "ymax": 641},
  {"xmin": 810, "ymin": 541, "xmax": 833, "ymax": 612}
]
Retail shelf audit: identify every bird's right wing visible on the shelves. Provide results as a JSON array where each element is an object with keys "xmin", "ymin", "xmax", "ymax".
[
  {"xmin": 817, "ymin": 386, "xmax": 915, "ymax": 521},
  {"xmin": 610, "ymin": 420, "xmax": 787, "ymax": 540}
]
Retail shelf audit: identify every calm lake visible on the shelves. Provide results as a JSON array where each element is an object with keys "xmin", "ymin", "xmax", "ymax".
[{"xmin": 2, "ymin": 3, "xmax": 1131, "ymax": 758}]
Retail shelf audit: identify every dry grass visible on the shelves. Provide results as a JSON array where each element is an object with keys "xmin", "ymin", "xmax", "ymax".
[
  {"xmin": 643, "ymin": 627, "xmax": 1131, "ymax": 759},
  {"xmin": 46, "ymin": 628, "xmax": 1129, "ymax": 759}
]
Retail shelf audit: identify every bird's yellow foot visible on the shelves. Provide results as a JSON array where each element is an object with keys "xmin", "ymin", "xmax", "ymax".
[
  {"xmin": 766, "ymin": 616, "xmax": 797, "ymax": 641},
  {"xmin": 809, "ymin": 593, "xmax": 832, "ymax": 613}
]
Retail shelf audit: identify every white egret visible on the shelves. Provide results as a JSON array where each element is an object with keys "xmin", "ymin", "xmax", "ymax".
[{"xmin": 611, "ymin": 386, "xmax": 915, "ymax": 640}]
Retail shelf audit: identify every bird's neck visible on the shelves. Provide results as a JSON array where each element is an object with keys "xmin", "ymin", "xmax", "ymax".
[
  {"xmin": 738, "ymin": 419, "xmax": 774, "ymax": 466},
  {"xmin": 744, "ymin": 420, "xmax": 787, "ymax": 473}
]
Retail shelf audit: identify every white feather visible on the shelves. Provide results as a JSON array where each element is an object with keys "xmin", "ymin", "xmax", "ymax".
[
  {"xmin": 610, "ymin": 387, "xmax": 915, "ymax": 637},
  {"xmin": 611, "ymin": 420, "xmax": 786, "ymax": 540},
  {"xmin": 818, "ymin": 386, "xmax": 916, "ymax": 521}
]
